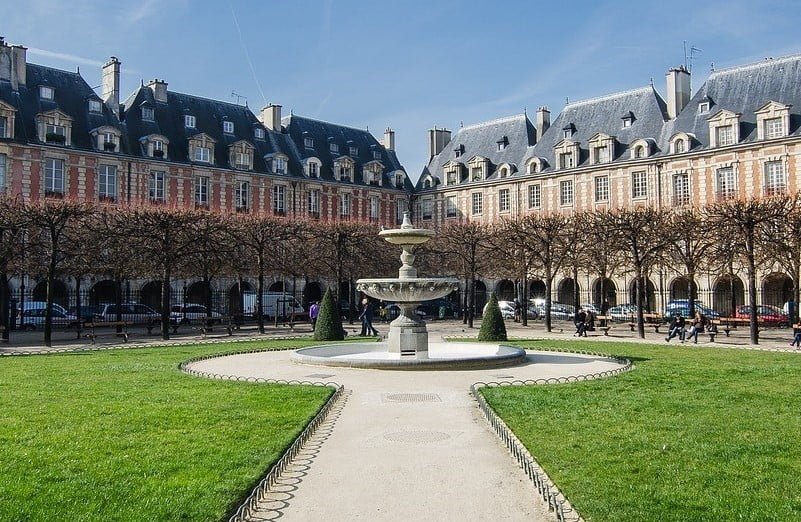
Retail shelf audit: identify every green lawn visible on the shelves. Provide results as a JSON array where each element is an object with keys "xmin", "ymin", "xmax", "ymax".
[
  {"xmin": 482, "ymin": 341, "xmax": 801, "ymax": 522},
  {"xmin": 0, "ymin": 340, "xmax": 333, "ymax": 521}
]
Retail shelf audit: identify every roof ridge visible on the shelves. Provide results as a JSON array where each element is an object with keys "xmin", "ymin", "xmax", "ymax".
[
  {"xmin": 710, "ymin": 53, "xmax": 801, "ymax": 77},
  {"xmin": 564, "ymin": 86, "xmax": 654, "ymax": 108},
  {"xmin": 283, "ymin": 114, "xmax": 373, "ymax": 134},
  {"xmin": 459, "ymin": 113, "xmax": 527, "ymax": 131},
  {"xmin": 27, "ymin": 62, "xmax": 82, "ymax": 78},
  {"xmin": 168, "ymin": 89, "xmax": 254, "ymax": 110}
]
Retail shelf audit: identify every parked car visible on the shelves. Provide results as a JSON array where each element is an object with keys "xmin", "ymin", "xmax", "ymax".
[
  {"xmin": 494, "ymin": 300, "xmax": 516, "ymax": 320},
  {"xmin": 735, "ymin": 305, "xmax": 789, "ymax": 327},
  {"xmin": 416, "ymin": 299, "xmax": 456, "ymax": 319},
  {"xmin": 17, "ymin": 301, "xmax": 76, "ymax": 330},
  {"xmin": 69, "ymin": 304, "xmax": 105, "ymax": 325},
  {"xmin": 663, "ymin": 300, "xmax": 721, "ymax": 321},
  {"xmin": 95, "ymin": 303, "xmax": 161, "ymax": 324},
  {"xmin": 170, "ymin": 303, "xmax": 222, "ymax": 324},
  {"xmin": 608, "ymin": 304, "xmax": 638, "ymax": 321},
  {"xmin": 529, "ymin": 302, "xmax": 575, "ymax": 321}
]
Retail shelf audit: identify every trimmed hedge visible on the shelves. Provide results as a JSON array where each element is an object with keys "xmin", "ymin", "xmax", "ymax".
[
  {"xmin": 313, "ymin": 288, "xmax": 344, "ymax": 341},
  {"xmin": 478, "ymin": 293, "xmax": 507, "ymax": 341}
]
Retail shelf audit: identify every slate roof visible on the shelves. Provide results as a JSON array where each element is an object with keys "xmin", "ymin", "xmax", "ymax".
[
  {"xmin": 283, "ymin": 114, "xmax": 409, "ymax": 188},
  {"xmin": 120, "ymin": 86, "xmax": 297, "ymax": 173},
  {"xmin": 420, "ymin": 114, "xmax": 536, "ymax": 188},
  {"xmin": 665, "ymin": 54, "xmax": 801, "ymax": 148},
  {"xmin": 529, "ymin": 86, "xmax": 668, "ymax": 168},
  {"xmin": 0, "ymin": 63, "xmax": 121, "ymax": 149}
]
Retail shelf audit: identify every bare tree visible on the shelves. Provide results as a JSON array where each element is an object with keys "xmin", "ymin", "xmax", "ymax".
[
  {"xmin": 0, "ymin": 197, "xmax": 28, "ymax": 341},
  {"xmin": 183, "ymin": 212, "xmax": 233, "ymax": 323},
  {"xmin": 760, "ymin": 193, "xmax": 801, "ymax": 325},
  {"xmin": 492, "ymin": 219, "xmax": 538, "ymax": 327},
  {"xmin": 667, "ymin": 208, "xmax": 715, "ymax": 317},
  {"xmin": 24, "ymin": 200, "xmax": 94, "ymax": 346},
  {"xmin": 581, "ymin": 211, "xmax": 624, "ymax": 311},
  {"xmin": 706, "ymin": 196, "xmax": 793, "ymax": 343},
  {"xmin": 599, "ymin": 207, "xmax": 672, "ymax": 338}
]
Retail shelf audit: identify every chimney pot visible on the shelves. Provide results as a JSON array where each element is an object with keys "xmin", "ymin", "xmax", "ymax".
[
  {"xmin": 146, "ymin": 78, "xmax": 168, "ymax": 103},
  {"xmin": 384, "ymin": 127, "xmax": 395, "ymax": 150},
  {"xmin": 666, "ymin": 66, "xmax": 691, "ymax": 119},
  {"xmin": 102, "ymin": 57, "xmax": 121, "ymax": 116},
  {"xmin": 536, "ymin": 107, "xmax": 551, "ymax": 142},
  {"xmin": 260, "ymin": 104, "xmax": 282, "ymax": 131}
]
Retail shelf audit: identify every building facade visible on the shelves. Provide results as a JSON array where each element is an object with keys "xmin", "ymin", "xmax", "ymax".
[
  {"xmin": 0, "ymin": 38, "xmax": 411, "ymax": 309},
  {"xmin": 415, "ymin": 55, "xmax": 801, "ymax": 314}
]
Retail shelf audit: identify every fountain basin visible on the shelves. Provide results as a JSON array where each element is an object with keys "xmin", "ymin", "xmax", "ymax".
[
  {"xmin": 356, "ymin": 278, "xmax": 459, "ymax": 302},
  {"xmin": 292, "ymin": 342, "xmax": 527, "ymax": 370},
  {"xmin": 378, "ymin": 227, "xmax": 435, "ymax": 245}
]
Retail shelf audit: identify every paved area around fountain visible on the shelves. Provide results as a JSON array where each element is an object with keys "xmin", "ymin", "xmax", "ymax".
[{"xmin": 188, "ymin": 347, "xmax": 625, "ymax": 521}]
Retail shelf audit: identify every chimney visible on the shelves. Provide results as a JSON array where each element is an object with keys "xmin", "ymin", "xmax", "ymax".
[
  {"xmin": 260, "ymin": 104, "xmax": 282, "ymax": 131},
  {"xmin": 384, "ymin": 127, "xmax": 395, "ymax": 150},
  {"xmin": 101, "ymin": 56, "xmax": 121, "ymax": 115},
  {"xmin": 0, "ymin": 39, "xmax": 27, "ymax": 91},
  {"xmin": 535, "ymin": 107, "xmax": 550, "ymax": 142},
  {"xmin": 146, "ymin": 78, "xmax": 168, "ymax": 103},
  {"xmin": 666, "ymin": 65, "xmax": 691, "ymax": 119},
  {"xmin": 428, "ymin": 127, "xmax": 451, "ymax": 158}
]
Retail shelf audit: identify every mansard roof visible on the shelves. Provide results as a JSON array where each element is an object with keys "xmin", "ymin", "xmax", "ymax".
[
  {"xmin": 0, "ymin": 63, "xmax": 120, "ymax": 149},
  {"xmin": 666, "ymin": 54, "xmax": 801, "ymax": 147},
  {"xmin": 531, "ymin": 86, "xmax": 668, "ymax": 168},
  {"xmin": 422, "ymin": 114, "xmax": 536, "ymax": 188},
  {"xmin": 120, "ymin": 87, "xmax": 296, "ymax": 172},
  {"xmin": 283, "ymin": 114, "xmax": 408, "ymax": 188}
]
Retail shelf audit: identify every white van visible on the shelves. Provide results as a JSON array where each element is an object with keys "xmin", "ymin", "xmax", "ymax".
[{"xmin": 242, "ymin": 292, "xmax": 305, "ymax": 319}]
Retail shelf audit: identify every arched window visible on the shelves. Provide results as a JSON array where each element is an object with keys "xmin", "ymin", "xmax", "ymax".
[
  {"xmin": 675, "ymin": 139, "xmax": 685, "ymax": 153},
  {"xmin": 423, "ymin": 179, "xmax": 432, "ymax": 188},
  {"xmin": 634, "ymin": 146, "xmax": 644, "ymax": 159},
  {"xmin": 528, "ymin": 162, "xmax": 537, "ymax": 174}
]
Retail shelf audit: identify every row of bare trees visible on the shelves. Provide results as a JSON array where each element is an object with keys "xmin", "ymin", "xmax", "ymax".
[
  {"xmin": 426, "ymin": 195, "xmax": 801, "ymax": 344},
  {"xmin": 2, "ymin": 194, "xmax": 798, "ymax": 346},
  {"xmin": 0, "ymin": 198, "xmax": 397, "ymax": 345}
]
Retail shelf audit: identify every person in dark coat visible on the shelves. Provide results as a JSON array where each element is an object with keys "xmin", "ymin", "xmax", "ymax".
[
  {"xmin": 666, "ymin": 313, "xmax": 686, "ymax": 342},
  {"xmin": 358, "ymin": 298, "xmax": 379, "ymax": 336},
  {"xmin": 574, "ymin": 308, "xmax": 588, "ymax": 337}
]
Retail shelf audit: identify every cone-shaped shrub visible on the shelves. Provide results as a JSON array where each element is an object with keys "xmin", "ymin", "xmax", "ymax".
[
  {"xmin": 313, "ymin": 288, "xmax": 344, "ymax": 341},
  {"xmin": 478, "ymin": 293, "xmax": 507, "ymax": 341}
]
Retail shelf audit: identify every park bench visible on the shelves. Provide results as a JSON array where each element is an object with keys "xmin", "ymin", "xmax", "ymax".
[
  {"xmin": 628, "ymin": 313, "xmax": 663, "ymax": 333},
  {"xmin": 595, "ymin": 315, "xmax": 612, "ymax": 335},
  {"xmin": 84, "ymin": 321, "xmax": 132, "ymax": 344},
  {"xmin": 176, "ymin": 316, "xmax": 236, "ymax": 338},
  {"xmin": 714, "ymin": 317, "xmax": 755, "ymax": 337}
]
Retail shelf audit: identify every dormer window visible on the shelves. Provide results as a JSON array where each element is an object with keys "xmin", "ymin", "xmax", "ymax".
[
  {"xmin": 593, "ymin": 146, "xmax": 609, "ymax": 163},
  {"xmin": 497, "ymin": 136, "xmax": 508, "ymax": 151},
  {"xmin": 195, "ymin": 147, "xmax": 210, "ymax": 162},
  {"xmin": 40, "ymin": 86, "xmax": 54, "ymax": 100},
  {"xmin": 45, "ymin": 124, "xmax": 66, "ymax": 143},
  {"xmin": 708, "ymin": 110, "xmax": 741, "ymax": 148},
  {"xmin": 189, "ymin": 133, "xmax": 216, "ymax": 164},
  {"xmin": 185, "ymin": 114, "xmax": 196, "ymax": 128},
  {"xmin": 395, "ymin": 173, "xmax": 405, "ymax": 188},
  {"xmin": 675, "ymin": 139, "xmax": 685, "ymax": 153},
  {"xmin": 153, "ymin": 139, "xmax": 164, "ymax": 154},
  {"xmin": 274, "ymin": 157, "xmax": 286, "ymax": 174},
  {"xmin": 142, "ymin": 106, "xmax": 154, "ymax": 121},
  {"xmin": 698, "ymin": 102, "xmax": 710, "ymax": 114},
  {"xmin": 715, "ymin": 125, "xmax": 734, "ymax": 146},
  {"xmin": 93, "ymin": 126, "xmax": 122, "ymax": 153},
  {"xmin": 373, "ymin": 150, "xmax": 381, "ymax": 160},
  {"xmin": 330, "ymin": 142, "xmax": 339, "ymax": 153},
  {"xmin": 350, "ymin": 146, "xmax": 358, "ymax": 156},
  {"xmin": 755, "ymin": 101, "xmax": 791, "ymax": 141},
  {"xmin": 621, "ymin": 111, "xmax": 635, "ymax": 128},
  {"xmin": 339, "ymin": 164, "xmax": 352, "ymax": 181},
  {"xmin": 223, "ymin": 121, "xmax": 234, "ymax": 134},
  {"xmin": 562, "ymin": 124, "xmax": 575, "ymax": 140},
  {"xmin": 454, "ymin": 144, "xmax": 464, "ymax": 158},
  {"xmin": 254, "ymin": 127, "xmax": 265, "ymax": 140},
  {"xmin": 305, "ymin": 158, "xmax": 321, "ymax": 178},
  {"xmin": 89, "ymin": 99, "xmax": 102, "ymax": 113},
  {"xmin": 140, "ymin": 134, "xmax": 170, "ymax": 159},
  {"xmin": 559, "ymin": 152, "xmax": 574, "ymax": 169},
  {"xmin": 0, "ymin": 117, "xmax": 6, "ymax": 139},
  {"xmin": 634, "ymin": 146, "xmax": 644, "ymax": 159},
  {"xmin": 304, "ymin": 136, "xmax": 314, "ymax": 148}
]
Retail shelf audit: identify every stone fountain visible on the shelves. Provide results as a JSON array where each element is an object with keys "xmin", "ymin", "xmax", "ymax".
[
  {"xmin": 291, "ymin": 213, "xmax": 526, "ymax": 370},
  {"xmin": 355, "ymin": 213, "xmax": 459, "ymax": 357}
]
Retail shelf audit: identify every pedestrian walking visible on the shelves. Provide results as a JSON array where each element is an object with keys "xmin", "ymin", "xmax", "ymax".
[
  {"xmin": 359, "ymin": 298, "xmax": 379, "ymax": 336},
  {"xmin": 309, "ymin": 301, "xmax": 320, "ymax": 330}
]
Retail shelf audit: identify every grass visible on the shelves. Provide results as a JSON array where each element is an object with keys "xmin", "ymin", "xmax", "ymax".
[
  {"xmin": 0, "ymin": 340, "xmax": 333, "ymax": 521},
  {"xmin": 482, "ymin": 340, "xmax": 801, "ymax": 522}
]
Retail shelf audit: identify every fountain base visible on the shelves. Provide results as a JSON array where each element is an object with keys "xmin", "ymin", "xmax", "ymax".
[{"xmin": 292, "ymin": 342, "xmax": 527, "ymax": 370}]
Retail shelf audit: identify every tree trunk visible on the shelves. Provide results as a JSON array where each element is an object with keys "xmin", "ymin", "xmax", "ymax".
[
  {"xmin": 74, "ymin": 276, "xmax": 82, "ymax": 339},
  {"xmin": 467, "ymin": 276, "xmax": 474, "ymax": 329},
  {"xmin": 544, "ymin": 268, "xmax": 553, "ymax": 333},
  {"xmin": 257, "ymin": 253, "xmax": 265, "ymax": 334},
  {"xmin": 0, "ymin": 270, "xmax": 8, "ymax": 342},
  {"xmin": 114, "ymin": 276, "xmax": 123, "ymax": 333},
  {"xmin": 204, "ymin": 275, "xmax": 213, "ymax": 328},
  {"xmin": 572, "ymin": 265, "xmax": 579, "ymax": 312},
  {"xmin": 747, "ymin": 248, "xmax": 759, "ymax": 344},
  {"xmin": 522, "ymin": 273, "xmax": 529, "ymax": 327},
  {"xmin": 635, "ymin": 269, "xmax": 645, "ymax": 339},
  {"xmin": 462, "ymin": 277, "xmax": 468, "ymax": 325},
  {"xmin": 160, "ymin": 267, "xmax": 171, "ymax": 340},
  {"xmin": 687, "ymin": 269, "xmax": 696, "ymax": 317},
  {"xmin": 44, "ymin": 252, "xmax": 57, "ymax": 347}
]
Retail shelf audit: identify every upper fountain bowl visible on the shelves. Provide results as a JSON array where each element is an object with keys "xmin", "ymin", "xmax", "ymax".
[
  {"xmin": 378, "ymin": 227, "xmax": 434, "ymax": 245},
  {"xmin": 356, "ymin": 278, "xmax": 459, "ymax": 302}
]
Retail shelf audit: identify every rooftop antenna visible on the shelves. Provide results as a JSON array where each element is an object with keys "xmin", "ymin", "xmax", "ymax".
[
  {"xmin": 683, "ymin": 41, "xmax": 703, "ymax": 73},
  {"xmin": 231, "ymin": 91, "xmax": 247, "ymax": 106}
]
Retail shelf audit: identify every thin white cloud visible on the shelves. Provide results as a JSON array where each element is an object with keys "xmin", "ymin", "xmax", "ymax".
[
  {"xmin": 129, "ymin": 0, "xmax": 159, "ymax": 23},
  {"xmin": 27, "ymin": 47, "xmax": 104, "ymax": 68}
]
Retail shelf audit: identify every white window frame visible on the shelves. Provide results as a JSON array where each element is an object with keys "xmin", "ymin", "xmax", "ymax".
[
  {"xmin": 272, "ymin": 185, "xmax": 286, "ymax": 214},
  {"xmin": 0, "ymin": 153, "xmax": 6, "ymax": 189},
  {"xmin": 715, "ymin": 125, "xmax": 734, "ymax": 147},
  {"xmin": 304, "ymin": 137, "xmax": 314, "ymax": 148},
  {"xmin": 153, "ymin": 139, "xmax": 164, "ymax": 153},
  {"xmin": 764, "ymin": 160, "xmax": 786, "ymax": 196},
  {"xmin": 149, "ymin": 171, "xmax": 166, "ymax": 202},
  {"xmin": 422, "ymin": 198, "xmax": 433, "ymax": 219},
  {"xmin": 308, "ymin": 189, "xmax": 320, "ymax": 215},
  {"xmin": 370, "ymin": 196, "xmax": 379, "ymax": 219},
  {"xmin": 141, "ymin": 106, "xmax": 154, "ymax": 121},
  {"xmin": 45, "ymin": 124, "xmax": 66, "ymax": 137},
  {"xmin": 674, "ymin": 139, "xmax": 685, "ymax": 153},
  {"xmin": 223, "ymin": 121, "xmax": 234, "ymax": 134},
  {"xmin": 89, "ymin": 99, "xmax": 102, "ymax": 113},
  {"xmin": 98, "ymin": 164, "xmax": 117, "ymax": 201},
  {"xmin": 0, "ymin": 116, "xmax": 6, "ymax": 138},
  {"xmin": 765, "ymin": 118, "xmax": 784, "ymax": 139},
  {"xmin": 254, "ymin": 127, "xmax": 265, "ymax": 140},
  {"xmin": 373, "ymin": 150, "xmax": 381, "ymax": 160},
  {"xmin": 446, "ymin": 195, "xmax": 457, "ymax": 217},
  {"xmin": 236, "ymin": 181, "xmax": 250, "ymax": 210},
  {"xmin": 185, "ymin": 115, "xmax": 196, "ymax": 128},
  {"xmin": 631, "ymin": 171, "xmax": 647, "ymax": 199},
  {"xmin": 194, "ymin": 176, "xmax": 209, "ymax": 206},
  {"xmin": 559, "ymin": 180, "xmax": 574, "ymax": 206},
  {"xmin": 350, "ymin": 146, "xmax": 359, "ymax": 157},
  {"xmin": 340, "ymin": 193, "xmax": 351, "ymax": 217},
  {"xmin": 235, "ymin": 152, "xmax": 251, "ymax": 170},
  {"xmin": 594, "ymin": 176, "xmax": 609, "ymax": 203},
  {"xmin": 274, "ymin": 157, "xmax": 286, "ymax": 175},
  {"xmin": 593, "ymin": 145, "xmax": 609, "ymax": 164},
  {"xmin": 698, "ymin": 102, "xmax": 710, "ymax": 114},
  {"xmin": 471, "ymin": 192, "xmax": 483, "ymax": 215},
  {"xmin": 330, "ymin": 142, "xmax": 339, "ymax": 153},
  {"xmin": 40, "ymin": 86, "xmax": 54, "ymax": 100},
  {"xmin": 528, "ymin": 184, "xmax": 541, "ymax": 209},
  {"xmin": 308, "ymin": 161, "xmax": 319, "ymax": 178},
  {"xmin": 716, "ymin": 167, "xmax": 736, "ymax": 201},
  {"xmin": 673, "ymin": 173, "xmax": 690, "ymax": 206},
  {"xmin": 559, "ymin": 152, "xmax": 574, "ymax": 169},
  {"xmin": 44, "ymin": 157, "xmax": 64, "ymax": 195},
  {"xmin": 195, "ymin": 146, "xmax": 210, "ymax": 163},
  {"xmin": 499, "ymin": 188, "xmax": 510, "ymax": 212}
]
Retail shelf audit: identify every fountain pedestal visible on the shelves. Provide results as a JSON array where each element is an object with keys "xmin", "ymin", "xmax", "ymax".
[{"xmin": 389, "ymin": 302, "xmax": 427, "ymax": 357}]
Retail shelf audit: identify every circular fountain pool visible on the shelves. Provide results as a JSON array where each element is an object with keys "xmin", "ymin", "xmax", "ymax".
[{"xmin": 292, "ymin": 342, "xmax": 527, "ymax": 370}]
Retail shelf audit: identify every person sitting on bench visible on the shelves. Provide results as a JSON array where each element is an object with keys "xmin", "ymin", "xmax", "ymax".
[{"xmin": 666, "ymin": 313, "xmax": 685, "ymax": 342}]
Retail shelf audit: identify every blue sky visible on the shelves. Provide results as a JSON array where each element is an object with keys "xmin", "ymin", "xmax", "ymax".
[{"xmin": 4, "ymin": 0, "xmax": 801, "ymax": 180}]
